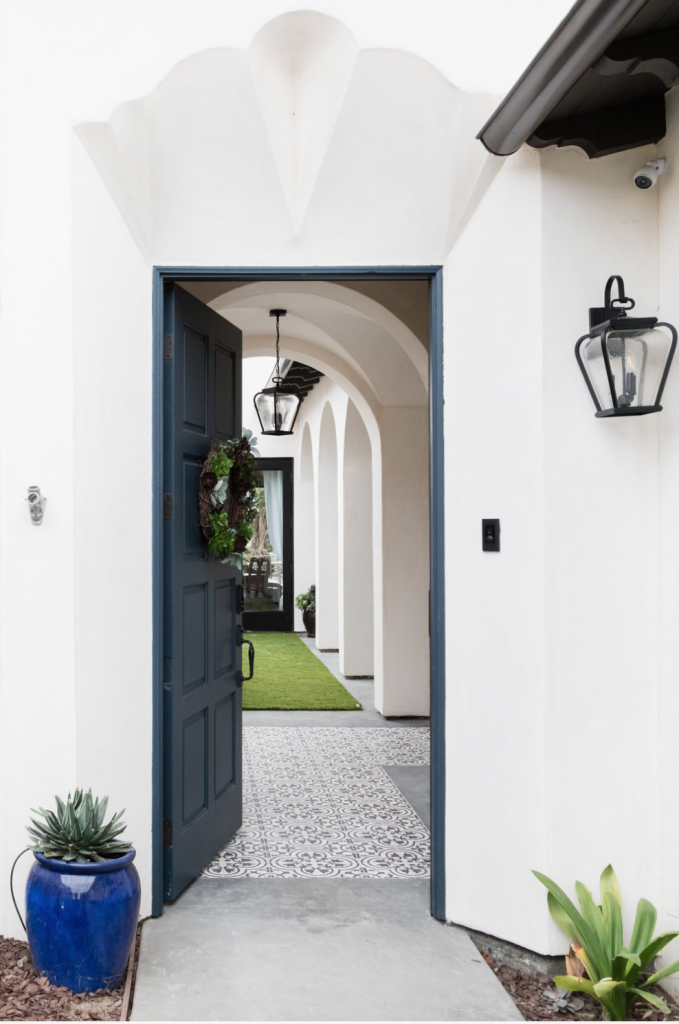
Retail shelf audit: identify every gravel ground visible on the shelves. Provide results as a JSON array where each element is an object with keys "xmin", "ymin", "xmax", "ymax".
[
  {"xmin": 0, "ymin": 932, "xmax": 138, "ymax": 1021},
  {"xmin": 483, "ymin": 953, "xmax": 679, "ymax": 1021}
]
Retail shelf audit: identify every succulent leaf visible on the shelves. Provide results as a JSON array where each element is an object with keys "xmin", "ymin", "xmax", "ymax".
[{"xmin": 27, "ymin": 788, "xmax": 132, "ymax": 863}]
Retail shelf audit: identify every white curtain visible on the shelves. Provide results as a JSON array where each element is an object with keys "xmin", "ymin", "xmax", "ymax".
[{"xmin": 263, "ymin": 470, "xmax": 283, "ymax": 562}]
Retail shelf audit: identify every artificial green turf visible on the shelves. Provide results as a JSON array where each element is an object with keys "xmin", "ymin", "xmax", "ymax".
[{"xmin": 242, "ymin": 632, "xmax": 362, "ymax": 711}]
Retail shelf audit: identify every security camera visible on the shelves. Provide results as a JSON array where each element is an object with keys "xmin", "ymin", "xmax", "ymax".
[{"xmin": 633, "ymin": 158, "xmax": 667, "ymax": 189}]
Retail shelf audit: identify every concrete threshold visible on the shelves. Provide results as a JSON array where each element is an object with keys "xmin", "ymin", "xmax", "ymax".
[{"xmin": 132, "ymin": 878, "xmax": 522, "ymax": 1021}]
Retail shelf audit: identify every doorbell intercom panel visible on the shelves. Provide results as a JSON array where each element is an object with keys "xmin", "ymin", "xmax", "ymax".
[{"xmin": 482, "ymin": 519, "xmax": 500, "ymax": 552}]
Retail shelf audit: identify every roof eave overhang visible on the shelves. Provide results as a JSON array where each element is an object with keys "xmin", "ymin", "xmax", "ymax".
[{"xmin": 477, "ymin": 0, "xmax": 668, "ymax": 158}]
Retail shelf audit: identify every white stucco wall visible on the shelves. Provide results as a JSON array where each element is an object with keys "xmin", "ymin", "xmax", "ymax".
[
  {"xmin": 72, "ymin": 138, "xmax": 155, "ymax": 906},
  {"xmin": 445, "ymin": 134, "xmax": 672, "ymax": 953},
  {"xmin": 541, "ymin": 143, "xmax": 663, "ymax": 953},
  {"xmin": 656, "ymin": 88, "xmax": 679, "ymax": 990},
  {"xmin": 445, "ymin": 148, "xmax": 548, "ymax": 949},
  {"xmin": 7, "ymin": 0, "xmax": 677, "ymax": 959}
]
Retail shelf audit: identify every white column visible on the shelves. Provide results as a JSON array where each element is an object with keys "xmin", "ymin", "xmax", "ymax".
[
  {"xmin": 294, "ymin": 422, "xmax": 316, "ymax": 630},
  {"xmin": 340, "ymin": 401, "xmax": 374, "ymax": 676},
  {"xmin": 375, "ymin": 407, "xmax": 430, "ymax": 716},
  {"xmin": 315, "ymin": 403, "xmax": 340, "ymax": 649}
]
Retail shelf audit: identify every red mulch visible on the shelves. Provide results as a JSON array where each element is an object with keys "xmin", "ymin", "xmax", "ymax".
[
  {"xmin": 483, "ymin": 954, "xmax": 679, "ymax": 1022},
  {"xmin": 0, "ymin": 930, "xmax": 140, "ymax": 1021}
]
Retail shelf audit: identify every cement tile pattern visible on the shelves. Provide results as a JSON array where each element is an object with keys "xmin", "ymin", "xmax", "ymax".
[{"xmin": 203, "ymin": 726, "xmax": 431, "ymax": 879}]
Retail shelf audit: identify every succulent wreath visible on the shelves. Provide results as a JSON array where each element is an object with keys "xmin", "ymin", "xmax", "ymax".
[{"xmin": 198, "ymin": 429, "xmax": 260, "ymax": 566}]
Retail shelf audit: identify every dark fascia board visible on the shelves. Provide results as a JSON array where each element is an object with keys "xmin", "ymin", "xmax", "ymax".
[
  {"xmin": 477, "ymin": 0, "xmax": 651, "ymax": 156},
  {"xmin": 529, "ymin": 92, "xmax": 666, "ymax": 156}
]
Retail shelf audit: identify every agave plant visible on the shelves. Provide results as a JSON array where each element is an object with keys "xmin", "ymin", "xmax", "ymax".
[
  {"xmin": 534, "ymin": 865, "xmax": 679, "ymax": 1020},
  {"xmin": 27, "ymin": 789, "xmax": 132, "ymax": 863}
]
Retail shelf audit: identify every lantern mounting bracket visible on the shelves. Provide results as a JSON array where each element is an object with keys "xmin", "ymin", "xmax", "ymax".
[
  {"xmin": 270, "ymin": 308, "xmax": 287, "ymax": 383},
  {"xmin": 589, "ymin": 274, "xmax": 637, "ymax": 329}
]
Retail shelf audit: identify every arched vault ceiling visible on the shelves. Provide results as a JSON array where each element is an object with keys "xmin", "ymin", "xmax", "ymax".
[
  {"xmin": 75, "ymin": 11, "xmax": 501, "ymax": 265},
  {"xmin": 206, "ymin": 281, "xmax": 428, "ymax": 407},
  {"xmin": 180, "ymin": 278, "xmax": 430, "ymax": 348}
]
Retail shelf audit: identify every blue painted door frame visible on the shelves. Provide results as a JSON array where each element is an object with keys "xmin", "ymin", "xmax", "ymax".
[{"xmin": 152, "ymin": 266, "xmax": 446, "ymax": 920}]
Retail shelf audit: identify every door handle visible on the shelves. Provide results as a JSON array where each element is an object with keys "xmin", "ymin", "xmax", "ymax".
[{"xmin": 236, "ymin": 627, "xmax": 255, "ymax": 687}]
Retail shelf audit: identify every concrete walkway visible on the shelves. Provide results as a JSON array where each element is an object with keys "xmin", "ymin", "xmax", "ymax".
[
  {"xmin": 132, "ymin": 879, "xmax": 522, "ymax": 1021},
  {"xmin": 133, "ymin": 639, "xmax": 521, "ymax": 1021}
]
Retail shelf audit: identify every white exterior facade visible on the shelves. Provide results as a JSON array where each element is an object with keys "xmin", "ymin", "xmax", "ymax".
[{"xmin": 2, "ymin": 0, "xmax": 679, "ymax": 977}]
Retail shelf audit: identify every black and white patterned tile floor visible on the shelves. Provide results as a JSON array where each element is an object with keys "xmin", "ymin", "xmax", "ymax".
[{"xmin": 203, "ymin": 727, "xmax": 431, "ymax": 879}]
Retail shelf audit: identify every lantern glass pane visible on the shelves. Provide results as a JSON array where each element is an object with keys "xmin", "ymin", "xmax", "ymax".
[
  {"xmin": 274, "ymin": 392, "xmax": 299, "ymax": 432},
  {"xmin": 254, "ymin": 391, "xmax": 277, "ymax": 433},
  {"xmin": 581, "ymin": 326, "xmax": 674, "ymax": 410},
  {"xmin": 254, "ymin": 387, "xmax": 300, "ymax": 434}
]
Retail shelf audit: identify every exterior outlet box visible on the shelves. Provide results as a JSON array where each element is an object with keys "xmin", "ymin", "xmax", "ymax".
[{"xmin": 482, "ymin": 519, "xmax": 500, "ymax": 552}]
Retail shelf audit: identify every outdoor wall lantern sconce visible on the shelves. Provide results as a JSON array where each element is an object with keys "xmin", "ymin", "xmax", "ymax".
[
  {"xmin": 253, "ymin": 309, "xmax": 301, "ymax": 435},
  {"xmin": 575, "ymin": 276, "xmax": 677, "ymax": 417}
]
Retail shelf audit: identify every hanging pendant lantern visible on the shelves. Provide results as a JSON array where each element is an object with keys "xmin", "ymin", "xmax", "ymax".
[
  {"xmin": 253, "ymin": 309, "xmax": 302, "ymax": 435},
  {"xmin": 575, "ymin": 276, "xmax": 677, "ymax": 417}
]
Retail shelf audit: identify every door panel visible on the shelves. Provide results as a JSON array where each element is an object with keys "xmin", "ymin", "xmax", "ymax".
[
  {"xmin": 163, "ymin": 283, "xmax": 243, "ymax": 902},
  {"xmin": 214, "ymin": 694, "xmax": 236, "ymax": 796}
]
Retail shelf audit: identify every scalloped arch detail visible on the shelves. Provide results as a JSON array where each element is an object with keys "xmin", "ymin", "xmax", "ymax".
[
  {"xmin": 249, "ymin": 12, "xmax": 358, "ymax": 234},
  {"xmin": 75, "ymin": 12, "xmax": 499, "ymax": 264}
]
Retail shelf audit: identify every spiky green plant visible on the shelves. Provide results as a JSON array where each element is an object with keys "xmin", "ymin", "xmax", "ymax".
[
  {"xmin": 534, "ymin": 865, "xmax": 679, "ymax": 1020},
  {"xmin": 27, "ymin": 789, "xmax": 132, "ymax": 863}
]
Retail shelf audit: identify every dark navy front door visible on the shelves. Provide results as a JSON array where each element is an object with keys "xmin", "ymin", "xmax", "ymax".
[{"xmin": 162, "ymin": 283, "xmax": 243, "ymax": 901}]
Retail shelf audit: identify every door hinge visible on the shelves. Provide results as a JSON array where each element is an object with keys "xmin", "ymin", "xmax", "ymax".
[
  {"xmin": 163, "ymin": 333, "xmax": 173, "ymax": 360},
  {"xmin": 163, "ymin": 819, "xmax": 172, "ymax": 846},
  {"xmin": 163, "ymin": 493, "xmax": 173, "ymax": 520}
]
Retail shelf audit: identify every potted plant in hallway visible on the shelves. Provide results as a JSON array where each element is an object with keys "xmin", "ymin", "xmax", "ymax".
[
  {"xmin": 296, "ymin": 584, "xmax": 316, "ymax": 637},
  {"xmin": 24, "ymin": 789, "xmax": 140, "ymax": 993}
]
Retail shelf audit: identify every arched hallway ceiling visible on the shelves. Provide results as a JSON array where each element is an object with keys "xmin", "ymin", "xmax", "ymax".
[
  {"xmin": 243, "ymin": 336, "xmax": 382, "ymax": 448},
  {"xmin": 184, "ymin": 278, "xmax": 430, "ymax": 349},
  {"xmin": 181, "ymin": 280, "xmax": 429, "ymax": 408},
  {"xmin": 75, "ymin": 11, "xmax": 503, "ymax": 264}
]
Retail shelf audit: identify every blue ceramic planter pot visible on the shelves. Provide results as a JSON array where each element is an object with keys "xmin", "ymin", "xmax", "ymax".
[{"xmin": 26, "ymin": 849, "xmax": 140, "ymax": 993}]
